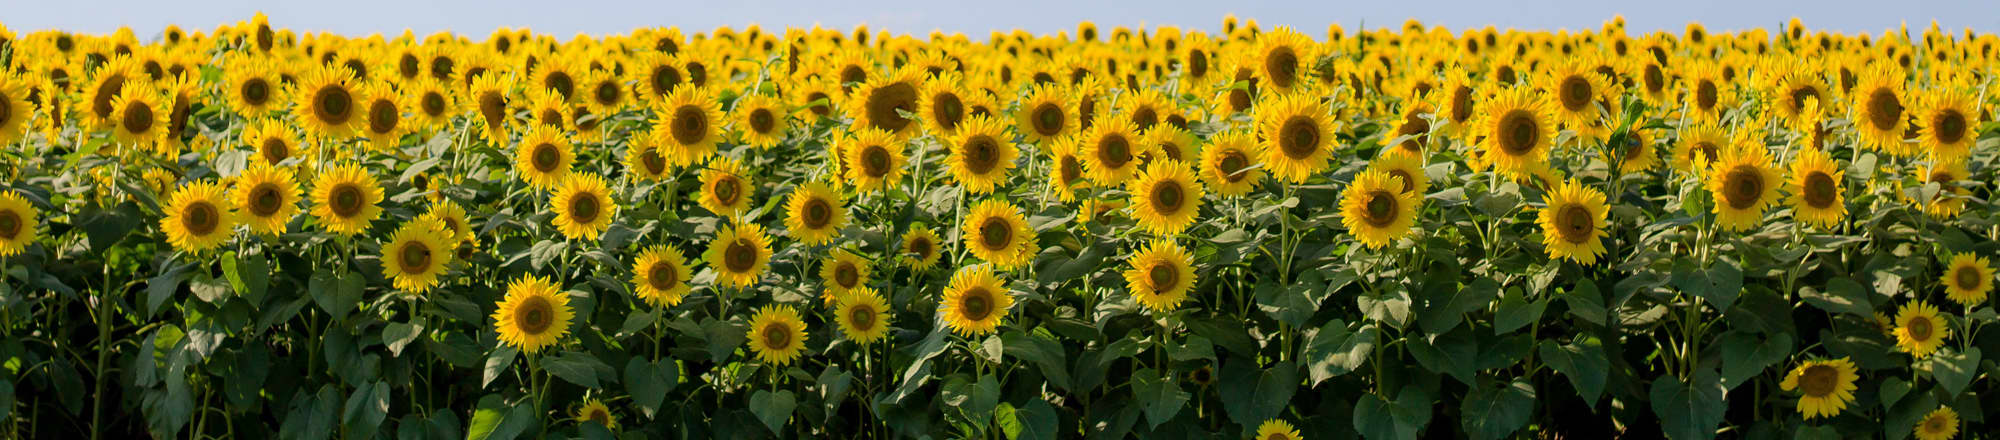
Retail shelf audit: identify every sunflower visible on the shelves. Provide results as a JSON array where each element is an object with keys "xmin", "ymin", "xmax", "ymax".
[
  {"xmin": 243, "ymin": 118, "xmax": 300, "ymax": 166},
  {"xmin": 407, "ymin": 80, "xmax": 456, "ymax": 132},
  {"xmin": 310, "ymin": 163, "xmax": 384, "ymax": 236},
  {"xmin": 1786, "ymin": 147, "xmax": 1846, "ymax": 229},
  {"xmin": 0, "ymin": 79, "xmax": 39, "ymax": 144},
  {"xmin": 492, "ymin": 274, "xmax": 574, "ymax": 354},
  {"xmin": 1778, "ymin": 357, "xmax": 1857, "ymax": 420},
  {"xmin": 161, "ymin": 181, "xmax": 236, "ymax": 253},
  {"xmin": 1014, "ymin": 83, "xmax": 1076, "ymax": 144},
  {"xmin": 835, "ymin": 287, "xmax": 890, "ymax": 344},
  {"xmin": 841, "ymin": 128, "xmax": 906, "ymax": 193},
  {"xmin": 1539, "ymin": 179, "xmax": 1609, "ymax": 265},
  {"xmin": 900, "ymin": 226, "xmax": 943, "ymax": 270},
  {"xmin": 1080, "ymin": 117, "xmax": 1143, "ymax": 185},
  {"xmin": 233, "ymin": 163, "xmax": 301, "ymax": 235},
  {"xmin": 1541, "ymin": 60, "xmax": 1609, "ymax": 138},
  {"xmin": 530, "ymin": 53, "xmax": 580, "ymax": 102},
  {"xmin": 381, "ymin": 217, "xmax": 453, "ymax": 294},
  {"xmin": 423, "ymin": 199, "xmax": 472, "ymax": 245},
  {"xmin": 223, "ymin": 55, "xmax": 283, "ymax": 117},
  {"xmin": 631, "ymin": 52, "xmax": 687, "ymax": 105},
  {"xmin": 847, "ymin": 67, "xmax": 923, "ymax": 139},
  {"xmin": 1255, "ymin": 419, "xmax": 1301, "ymax": 440},
  {"xmin": 1044, "ymin": 137, "xmax": 1088, "ymax": 203},
  {"xmin": 1914, "ymin": 161, "xmax": 1970, "ymax": 219},
  {"xmin": 783, "ymin": 181, "xmax": 847, "ymax": 245},
  {"xmin": 652, "ymin": 87, "xmax": 722, "ymax": 166},
  {"xmin": 631, "ymin": 244, "xmax": 693, "ymax": 307},
  {"xmin": 1914, "ymin": 407, "xmax": 1959, "ymax": 440},
  {"xmin": 524, "ymin": 87, "xmax": 569, "ymax": 130},
  {"xmin": 962, "ymin": 199, "xmax": 1033, "ymax": 269},
  {"xmin": 1671, "ymin": 123, "xmax": 1730, "ymax": 174},
  {"xmin": 706, "ymin": 221, "xmax": 772, "ymax": 289},
  {"xmin": 1387, "ymin": 101, "xmax": 1436, "ymax": 155},
  {"xmin": 575, "ymin": 399, "xmax": 616, "ymax": 429},
  {"xmin": 1943, "ymin": 253, "xmax": 1993, "ymax": 306},
  {"xmin": 1370, "ymin": 150, "xmax": 1429, "ymax": 196},
  {"xmin": 578, "ymin": 70, "xmax": 626, "ymax": 116},
  {"xmin": 1254, "ymin": 28, "xmax": 1312, "ymax": 93},
  {"xmin": 1616, "ymin": 123, "xmax": 1660, "ymax": 175},
  {"xmin": 1705, "ymin": 146, "xmax": 1782, "ymax": 232},
  {"xmin": 82, "ymin": 57, "xmax": 139, "ymax": 129},
  {"xmin": 1124, "ymin": 240, "xmax": 1196, "ymax": 312},
  {"xmin": 294, "ymin": 67, "xmax": 360, "ymax": 138},
  {"xmin": 551, "ymin": 173, "xmax": 617, "ymax": 241},
  {"xmin": 1850, "ymin": 67, "xmax": 1909, "ymax": 153},
  {"xmin": 1893, "ymin": 300, "xmax": 1950, "ymax": 358},
  {"xmin": 698, "ymin": 157, "xmax": 753, "ymax": 217},
  {"xmin": 513, "ymin": 125, "xmax": 574, "ymax": 190},
  {"xmin": 110, "ymin": 85, "xmax": 165, "ymax": 149},
  {"xmin": 1771, "ymin": 71, "xmax": 1829, "ymax": 134},
  {"xmin": 1199, "ymin": 131, "xmax": 1264, "ymax": 197},
  {"xmin": 1339, "ymin": 170, "xmax": 1419, "ymax": 249},
  {"xmin": 745, "ymin": 305, "xmax": 809, "ymax": 366},
  {"xmin": 623, "ymin": 142, "xmax": 672, "ymax": 182},
  {"xmin": 1917, "ymin": 89, "xmax": 1977, "ymax": 161},
  {"xmin": 921, "ymin": 73, "xmax": 971, "ymax": 136},
  {"xmin": 733, "ymin": 94, "xmax": 787, "ymax": 149},
  {"xmin": 0, "ymin": 191, "xmax": 39, "ymax": 257},
  {"xmin": 1128, "ymin": 161, "xmax": 1204, "ymax": 235},
  {"xmin": 468, "ymin": 74, "xmax": 511, "ymax": 144},
  {"xmin": 946, "ymin": 115, "xmax": 1018, "ymax": 194},
  {"xmin": 790, "ymin": 78, "xmax": 842, "ymax": 122},
  {"xmin": 1257, "ymin": 93, "xmax": 1336, "ymax": 183},
  {"xmin": 1682, "ymin": 62, "xmax": 1731, "ymax": 123},
  {"xmin": 355, "ymin": 82, "xmax": 407, "ymax": 152},
  {"xmin": 939, "ymin": 264, "xmax": 1013, "ymax": 336},
  {"xmin": 1140, "ymin": 126, "xmax": 1197, "ymax": 166},
  {"xmin": 820, "ymin": 248, "xmax": 871, "ymax": 301}
]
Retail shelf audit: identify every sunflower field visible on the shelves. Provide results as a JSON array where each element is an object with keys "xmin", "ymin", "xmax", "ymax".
[{"xmin": 0, "ymin": 12, "xmax": 1998, "ymax": 439}]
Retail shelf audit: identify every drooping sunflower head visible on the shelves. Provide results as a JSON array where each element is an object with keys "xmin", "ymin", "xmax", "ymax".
[
  {"xmin": 513, "ymin": 124, "xmax": 574, "ymax": 190},
  {"xmin": 468, "ymin": 73, "xmax": 511, "ymax": 144},
  {"xmin": 309, "ymin": 162, "xmax": 384, "ymax": 236},
  {"xmin": 652, "ymin": 86, "xmax": 723, "ymax": 164},
  {"xmin": 1127, "ymin": 160, "xmax": 1205, "ymax": 235},
  {"xmin": 1538, "ymin": 179, "xmax": 1610, "ymax": 265},
  {"xmin": 939, "ymin": 264, "xmax": 1013, "ymax": 336},
  {"xmin": 161, "ymin": 180, "xmax": 236, "ymax": 253},
  {"xmin": 962, "ymin": 199, "xmax": 1032, "ymax": 269},
  {"xmin": 836, "ymin": 287, "xmax": 890, "ymax": 344},
  {"xmin": 0, "ymin": 191, "xmax": 39, "ymax": 257},
  {"xmin": 841, "ymin": 128, "xmax": 906, "ymax": 193},
  {"xmin": 1778, "ymin": 357, "xmax": 1857, "ymax": 420},
  {"xmin": 550, "ymin": 173, "xmax": 617, "ymax": 241},
  {"xmin": 492, "ymin": 274, "xmax": 573, "ymax": 354},
  {"xmin": 83, "ymin": 56, "xmax": 139, "ymax": 128},
  {"xmin": 1014, "ymin": 83, "xmax": 1076, "ymax": 143},
  {"xmin": 746, "ymin": 305, "xmax": 809, "ymax": 366},
  {"xmin": 1369, "ymin": 149, "xmax": 1429, "ymax": 196},
  {"xmin": 1785, "ymin": 147, "xmax": 1846, "ymax": 229},
  {"xmin": 1123, "ymin": 239, "xmax": 1196, "ymax": 312},
  {"xmin": 705, "ymin": 221, "xmax": 772, "ymax": 289},
  {"xmin": 1339, "ymin": 169, "xmax": 1419, "ymax": 249},
  {"xmin": 947, "ymin": 115, "xmax": 1018, "ymax": 194},
  {"xmin": 782, "ymin": 180, "xmax": 847, "ymax": 245},
  {"xmin": 899, "ymin": 226, "xmax": 943, "ymax": 270},
  {"xmin": 1080, "ymin": 116, "xmax": 1142, "ymax": 185},
  {"xmin": 233, "ymin": 163, "xmax": 301, "ymax": 235},
  {"xmin": 1704, "ymin": 145, "xmax": 1782, "ymax": 232},
  {"xmin": 631, "ymin": 244, "xmax": 693, "ymax": 308},
  {"xmin": 1943, "ymin": 253, "xmax": 1993, "ymax": 307},
  {"xmin": 1042, "ymin": 137, "xmax": 1088, "ymax": 203},
  {"xmin": 847, "ymin": 67, "xmax": 923, "ymax": 139},
  {"xmin": 1390, "ymin": 100, "xmax": 1437, "ymax": 155},
  {"xmin": 1893, "ymin": 300, "xmax": 1950, "ymax": 358},
  {"xmin": 1257, "ymin": 92, "xmax": 1337, "ymax": 183},
  {"xmin": 294, "ymin": 67, "xmax": 360, "ymax": 138},
  {"xmin": 381, "ymin": 216, "xmax": 454, "ymax": 294}
]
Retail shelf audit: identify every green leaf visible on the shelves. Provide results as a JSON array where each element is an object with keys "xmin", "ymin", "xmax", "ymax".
[
  {"xmin": 1563, "ymin": 279, "xmax": 1607, "ymax": 326},
  {"xmin": 309, "ymin": 271, "xmax": 365, "ymax": 322},
  {"xmin": 1219, "ymin": 360, "xmax": 1298, "ymax": 428},
  {"xmin": 1358, "ymin": 286, "xmax": 1413, "ymax": 328},
  {"xmin": 1649, "ymin": 368, "xmax": 1725, "ymax": 440},
  {"xmin": 1420, "ymin": 277, "xmax": 1497, "ymax": 335},
  {"xmin": 1302, "ymin": 319, "xmax": 1376, "ymax": 386},
  {"xmin": 1492, "ymin": 294, "xmax": 1547, "ymax": 335},
  {"xmin": 1798, "ymin": 278, "xmax": 1872, "ymax": 317},
  {"xmin": 383, "ymin": 322, "xmax": 424, "ymax": 358},
  {"xmin": 542, "ymin": 352, "xmax": 613, "ymax": 389},
  {"xmin": 1537, "ymin": 337, "xmax": 1608, "ymax": 404},
  {"xmin": 1014, "ymin": 399, "xmax": 1060, "ymax": 440},
  {"xmin": 1929, "ymin": 347, "xmax": 1980, "ymax": 396},
  {"xmin": 1460, "ymin": 378, "xmax": 1536, "ymax": 440},
  {"xmin": 626, "ymin": 358, "xmax": 676, "ymax": 418},
  {"xmin": 1794, "ymin": 425, "xmax": 1842, "ymax": 440},
  {"xmin": 465, "ymin": 395, "xmax": 530, "ymax": 440},
  {"xmin": 749, "ymin": 389, "xmax": 797, "ymax": 435},
  {"xmin": 995, "ymin": 403, "xmax": 1022, "ymax": 440},
  {"xmin": 1718, "ymin": 331, "xmax": 1792, "ymax": 391},
  {"xmin": 223, "ymin": 251, "xmax": 271, "ymax": 304},
  {"xmin": 1878, "ymin": 376, "xmax": 1911, "ymax": 409},
  {"xmin": 890, "ymin": 328, "xmax": 951, "ymax": 403},
  {"xmin": 146, "ymin": 264, "xmax": 191, "ymax": 318},
  {"xmin": 481, "ymin": 346, "xmax": 516, "ymax": 389},
  {"xmin": 342, "ymin": 381, "xmax": 391, "ymax": 437},
  {"xmin": 1407, "ymin": 327, "xmax": 1476, "ymax": 385},
  {"xmin": 1257, "ymin": 270, "xmax": 1336, "ymax": 327},
  {"xmin": 1130, "ymin": 368, "xmax": 1189, "ymax": 428},
  {"xmin": 1001, "ymin": 330, "xmax": 1072, "ymax": 390},
  {"xmin": 1885, "ymin": 388, "xmax": 1938, "ymax": 440},
  {"xmin": 1354, "ymin": 387, "xmax": 1432, "ymax": 440},
  {"xmin": 1671, "ymin": 258, "xmax": 1742, "ymax": 312}
]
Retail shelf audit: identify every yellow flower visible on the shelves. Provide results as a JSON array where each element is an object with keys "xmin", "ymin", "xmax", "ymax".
[
  {"xmin": 962, "ymin": 199, "xmax": 1033, "ymax": 269},
  {"xmin": 1894, "ymin": 300, "xmax": 1950, "ymax": 358},
  {"xmin": 551, "ymin": 173, "xmax": 617, "ymax": 241},
  {"xmin": 1681, "ymin": 62, "xmax": 1732, "ymax": 123},
  {"xmin": 697, "ymin": 157, "xmax": 754, "ymax": 217},
  {"xmin": 1080, "ymin": 117, "xmax": 1143, "ymax": 185},
  {"xmin": 1670, "ymin": 123, "xmax": 1731, "ymax": 175},
  {"xmin": 422, "ymin": 199, "xmax": 473, "ymax": 245},
  {"xmin": 623, "ymin": 141, "xmax": 673, "ymax": 182},
  {"xmin": 1140, "ymin": 125, "xmax": 1197, "ymax": 166},
  {"xmin": 1255, "ymin": 419, "xmax": 1301, "ymax": 440},
  {"xmin": 161, "ymin": 181, "xmax": 236, "ymax": 253},
  {"xmin": 1912, "ymin": 161, "xmax": 1970, "ymax": 219},
  {"xmin": 835, "ymin": 287, "xmax": 890, "ymax": 344},
  {"xmin": 1779, "ymin": 357, "xmax": 1857, "ymax": 420},
  {"xmin": 81, "ymin": 57, "xmax": 141, "ymax": 129},
  {"xmin": 1256, "ymin": 93, "xmax": 1336, "ymax": 183},
  {"xmin": 309, "ymin": 163, "xmax": 384, "ymax": 236},
  {"xmin": 1475, "ymin": 86, "xmax": 1556, "ymax": 175},
  {"xmin": 1849, "ymin": 67, "xmax": 1909, "ymax": 154},
  {"xmin": 846, "ymin": 67, "xmax": 923, "ymax": 139},
  {"xmin": 492, "ymin": 274, "xmax": 573, "ymax": 354},
  {"xmin": 1914, "ymin": 406, "xmax": 1959, "ymax": 440},
  {"xmin": 783, "ymin": 181, "xmax": 847, "ymax": 245},
  {"xmin": 1943, "ymin": 253, "xmax": 1993, "ymax": 306},
  {"xmin": 110, "ymin": 85, "xmax": 166, "ymax": 149},
  {"xmin": 0, "ymin": 77, "xmax": 26, "ymax": 146},
  {"xmin": 1917, "ymin": 89, "xmax": 1977, "ymax": 162},
  {"xmin": 1541, "ymin": 60, "xmax": 1610, "ymax": 140},
  {"xmin": 1124, "ymin": 239, "xmax": 1196, "ymax": 312},
  {"xmin": 705, "ymin": 221, "xmax": 772, "ymax": 289},
  {"xmin": 1015, "ymin": 83, "xmax": 1076, "ymax": 144},
  {"xmin": 243, "ymin": 118, "xmax": 301, "ymax": 167},
  {"xmin": 733, "ymin": 94, "xmax": 788, "ymax": 149},
  {"xmin": 1369, "ymin": 150, "xmax": 1429, "ymax": 196},
  {"xmin": 380, "ymin": 217, "xmax": 454, "ymax": 294},
  {"xmin": 939, "ymin": 264, "xmax": 1012, "ymax": 336},
  {"xmin": 1199, "ymin": 131, "xmax": 1264, "ymax": 197},
  {"xmin": 920, "ymin": 73, "xmax": 971, "ymax": 136},
  {"xmin": 1615, "ymin": 123, "xmax": 1660, "ymax": 175},
  {"xmin": 899, "ymin": 226, "xmax": 943, "ymax": 270},
  {"xmin": 1539, "ymin": 179, "xmax": 1609, "ymax": 265},
  {"xmin": 1770, "ymin": 71, "xmax": 1829, "ymax": 134},
  {"xmin": 631, "ymin": 244, "xmax": 693, "ymax": 308},
  {"xmin": 946, "ymin": 115, "xmax": 1018, "ymax": 194},
  {"xmin": 293, "ymin": 67, "xmax": 360, "ymax": 138},
  {"xmin": 578, "ymin": 69, "xmax": 627, "ymax": 116},
  {"xmin": 1339, "ymin": 170, "xmax": 1419, "ymax": 249},
  {"xmin": 233, "ymin": 163, "xmax": 301, "ymax": 235},
  {"xmin": 1705, "ymin": 144, "xmax": 1781, "ymax": 232},
  {"xmin": 841, "ymin": 128, "xmax": 906, "ymax": 194},
  {"xmin": 1127, "ymin": 160, "xmax": 1204, "ymax": 236},
  {"xmin": 1785, "ymin": 147, "xmax": 1845, "ymax": 229},
  {"xmin": 468, "ymin": 74, "xmax": 512, "ymax": 144},
  {"xmin": 222, "ymin": 54, "xmax": 284, "ymax": 118},
  {"xmin": 406, "ymin": 79, "xmax": 456, "ymax": 132},
  {"xmin": 0, "ymin": 191, "xmax": 39, "ymax": 257},
  {"xmin": 1254, "ymin": 28, "xmax": 1312, "ymax": 93},
  {"xmin": 820, "ymin": 248, "xmax": 871, "ymax": 301},
  {"xmin": 514, "ymin": 124, "xmax": 575, "ymax": 190},
  {"xmin": 354, "ymin": 82, "xmax": 407, "ymax": 152},
  {"xmin": 746, "ymin": 305, "xmax": 809, "ymax": 366},
  {"xmin": 575, "ymin": 399, "xmax": 616, "ymax": 429},
  {"xmin": 1044, "ymin": 138, "xmax": 1088, "ymax": 203}
]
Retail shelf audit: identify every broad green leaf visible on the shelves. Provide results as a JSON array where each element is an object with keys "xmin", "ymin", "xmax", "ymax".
[
  {"xmin": 749, "ymin": 389, "xmax": 797, "ymax": 435},
  {"xmin": 1420, "ymin": 276, "xmax": 1497, "ymax": 335},
  {"xmin": 626, "ymin": 358, "xmax": 677, "ymax": 418},
  {"xmin": 1718, "ymin": 331, "xmax": 1792, "ymax": 391},
  {"xmin": 1460, "ymin": 378, "xmax": 1536, "ymax": 440},
  {"xmin": 1302, "ymin": 319, "xmax": 1376, "ymax": 386},
  {"xmin": 1798, "ymin": 278, "xmax": 1872, "ymax": 317},
  {"xmin": 1130, "ymin": 368, "xmax": 1188, "ymax": 428},
  {"xmin": 1014, "ymin": 399, "xmax": 1060, "ymax": 440},
  {"xmin": 1672, "ymin": 258, "xmax": 1743, "ymax": 312},
  {"xmin": 1929, "ymin": 347, "xmax": 1980, "ymax": 396},
  {"xmin": 1537, "ymin": 337, "xmax": 1608, "ymax": 404},
  {"xmin": 1649, "ymin": 368, "xmax": 1725, "ymax": 440},
  {"xmin": 541, "ymin": 352, "xmax": 613, "ymax": 389},
  {"xmin": 1354, "ymin": 387, "xmax": 1431, "ymax": 440}
]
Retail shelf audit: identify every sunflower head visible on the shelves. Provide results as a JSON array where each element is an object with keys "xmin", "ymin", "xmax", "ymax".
[
  {"xmin": 782, "ymin": 181, "xmax": 847, "ymax": 245},
  {"xmin": 1705, "ymin": 145, "xmax": 1781, "ymax": 232},
  {"xmin": 820, "ymin": 248, "xmax": 871, "ymax": 299},
  {"xmin": 847, "ymin": 67, "xmax": 923, "ymax": 138},
  {"xmin": 1080, "ymin": 117, "xmax": 1142, "ymax": 185},
  {"xmin": 574, "ymin": 399, "xmax": 617, "ymax": 429},
  {"xmin": 294, "ymin": 67, "xmax": 359, "ymax": 138},
  {"xmin": 939, "ymin": 264, "xmax": 1013, "ymax": 336},
  {"xmin": 841, "ymin": 128, "xmax": 906, "ymax": 193},
  {"xmin": 1123, "ymin": 239, "xmax": 1196, "ymax": 312},
  {"xmin": 1779, "ymin": 357, "xmax": 1857, "ymax": 420},
  {"xmin": 734, "ymin": 94, "xmax": 788, "ymax": 149},
  {"xmin": 1918, "ymin": 89, "xmax": 1977, "ymax": 161},
  {"xmin": 746, "ymin": 305, "xmax": 809, "ymax": 366},
  {"xmin": 1943, "ymin": 253, "xmax": 1993, "ymax": 306},
  {"xmin": 1477, "ymin": 87, "xmax": 1556, "ymax": 175},
  {"xmin": 652, "ymin": 86, "xmax": 723, "ymax": 164},
  {"xmin": 962, "ymin": 199, "xmax": 1032, "ymax": 269},
  {"xmin": 947, "ymin": 115, "xmax": 1018, "ymax": 194},
  {"xmin": 1785, "ymin": 147, "xmax": 1846, "ymax": 229},
  {"xmin": 1199, "ymin": 131, "xmax": 1265, "ymax": 197},
  {"xmin": 705, "ymin": 221, "xmax": 772, "ymax": 289},
  {"xmin": 1257, "ymin": 93, "xmax": 1337, "ymax": 183},
  {"xmin": 234, "ymin": 163, "xmax": 301, "ymax": 235},
  {"xmin": 900, "ymin": 226, "xmax": 943, "ymax": 270},
  {"xmin": 492, "ymin": 274, "xmax": 574, "ymax": 354},
  {"xmin": 1255, "ymin": 28, "xmax": 1312, "ymax": 92},
  {"xmin": 1914, "ymin": 407, "xmax": 1959, "ymax": 440},
  {"xmin": 1893, "ymin": 300, "xmax": 1950, "ymax": 358},
  {"xmin": 631, "ymin": 244, "xmax": 693, "ymax": 307},
  {"xmin": 1014, "ymin": 83, "xmax": 1076, "ymax": 143},
  {"xmin": 836, "ymin": 287, "xmax": 890, "ymax": 344},
  {"xmin": 1255, "ymin": 419, "xmax": 1301, "ymax": 440},
  {"xmin": 1127, "ymin": 160, "xmax": 1204, "ymax": 235},
  {"xmin": 0, "ymin": 191, "xmax": 39, "ymax": 257},
  {"xmin": 1538, "ymin": 179, "xmax": 1609, "ymax": 265},
  {"xmin": 309, "ymin": 162, "xmax": 384, "ymax": 236},
  {"xmin": 381, "ymin": 217, "xmax": 454, "ymax": 294},
  {"xmin": 697, "ymin": 157, "xmax": 753, "ymax": 217},
  {"xmin": 1339, "ymin": 170, "xmax": 1419, "ymax": 249},
  {"xmin": 551, "ymin": 173, "xmax": 617, "ymax": 241},
  {"xmin": 162, "ymin": 180, "xmax": 236, "ymax": 253}
]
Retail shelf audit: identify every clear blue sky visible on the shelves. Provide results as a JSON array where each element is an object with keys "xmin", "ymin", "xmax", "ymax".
[{"xmin": 4, "ymin": 0, "xmax": 1995, "ymax": 40}]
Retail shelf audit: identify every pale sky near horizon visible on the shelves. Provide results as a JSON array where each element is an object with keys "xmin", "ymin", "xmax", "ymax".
[{"xmin": 3, "ymin": 0, "xmax": 1996, "ymax": 41}]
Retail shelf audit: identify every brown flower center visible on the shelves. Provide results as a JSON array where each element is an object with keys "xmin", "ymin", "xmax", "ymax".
[
  {"xmin": 329, "ymin": 184, "xmax": 364, "ymax": 217},
  {"xmin": 530, "ymin": 143, "xmax": 561, "ymax": 173},
  {"xmin": 594, "ymin": 81, "xmax": 620, "ymax": 106},
  {"xmin": 640, "ymin": 147, "xmax": 667, "ymax": 175},
  {"xmin": 1096, "ymin": 134, "xmax": 1132, "ymax": 169},
  {"xmin": 1953, "ymin": 266, "xmax": 1982, "ymax": 291},
  {"xmin": 749, "ymin": 108, "xmax": 776, "ymax": 134},
  {"xmin": 1148, "ymin": 263, "xmax": 1179, "ymax": 292},
  {"xmin": 978, "ymin": 217, "xmax": 1013, "ymax": 250},
  {"xmin": 670, "ymin": 105, "xmax": 708, "ymax": 145},
  {"xmin": 514, "ymin": 296, "xmax": 553, "ymax": 335},
  {"xmin": 713, "ymin": 177, "xmax": 741, "ymax": 206},
  {"xmin": 1907, "ymin": 316, "xmax": 1933, "ymax": 341},
  {"xmin": 568, "ymin": 193, "xmax": 601, "ymax": 224},
  {"xmin": 477, "ymin": 91, "xmax": 506, "ymax": 129},
  {"xmin": 863, "ymin": 81, "xmax": 918, "ymax": 132},
  {"xmin": 930, "ymin": 92, "xmax": 964, "ymax": 131},
  {"xmin": 313, "ymin": 85, "xmax": 353, "ymax": 125},
  {"xmin": 1280, "ymin": 116, "xmax": 1320, "ymax": 159},
  {"xmin": 91, "ymin": 74, "xmax": 126, "ymax": 119},
  {"xmin": 241, "ymin": 78, "xmax": 270, "ymax": 106},
  {"xmin": 1263, "ymin": 46, "xmax": 1298, "ymax": 89},
  {"xmin": 367, "ymin": 99, "xmax": 398, "ymax": 135},
  {"xmin": 1866, "ymin": 88, "xmax": 1902, "ymax": 130},
  {"xmin": 1802, "ymin": 172, "xmax": 1837, "ymax": 209},
  {"xmin": 907, "ymin": 236, "xmax": 934, "ymax": 260},
  {"xmin": 1150, "ymin": 179, "xmax": 1184, "ymax": 213},
  {"xmin": 182, "ymin": 201, "xmax": 219, "ymax": 235},
  {"xmin": 248, "ymin": 183, "xmax": 285, "ymax": 217},
  {"xmin": 0, "ymin": 210, "xmax": 20, "ymax": 239},
  {"xmin": 1362, "ymin": 190, "xmax": 1398, "ymax": 227},
  {"xmin": 1031, "ymin": 102, "xmax": 1065, "ymax": 136},
  {"xmin": 544, "ymin": 71, "xmax": 575, "ymax": 101},
  {"xmin": 1934, "ymin": 109, "xmax": 1968, "ymax": 144},
  {"xmin": 761, "ymin": 322, "xmax": 792, "ymax": 349},
  {"xmin": 1555, "ymin": 204, "xmax": 1594, "ymax": 244},
  {"xmin": 1497, "ymin": 110, "xmax": 1539, "ymax": 156},
  {"xmin": 399, "ymin": 240, "xmax": 432, "ymax": 273},
  {"xmin": 961, "ymin": 135, "xmax": 1001, "ymax": 174},
  {"xmin": 960, "ymin": 288, "xmax": 993, "ymax": 321},
  {"xmin": 724, "ymin": 239, "xmax": 758, "ymax": 272},
  {"xmin": 650, "ymin": 66, "xmax": 682, "ymax": 98},
  {"xmin": 1396, "ymin": 112, "xmax": 1430, "ymax": 153},
  {"xmin": 647, "ymin": 262, "xmax": 678, "ymax": 291},
  {"xmin": 834, "ymin": 262, "xmax": 860, "ymax": 288},
  {"xmin": 1695, "ymin": 80, "xmax": 1718, "ymax": 112},
  {"xmin": 860, "ymin": 145, "xmax": 892, "ymax": 178},
  {"xmin": 1559, "ymin": 75, "xmax": 1593, "ymax": 112},
  {"xmin": 1218, "ymin": 151, "xmax": 1250, "ymax": 182},
  {"xmin": 800, "ymin": 198, "xmax": 831, "ymax": 229},
  {"xmin": 847, "ymin": 304, "xmax": 876, "ymax": 330},
  {"xmin": 1722, "ymin": 166, "xmax": 1764, "ymax": 210},
  {"xmin": 1131, "ymin": 107, "xmax": 1158, "ymax": 130}
]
